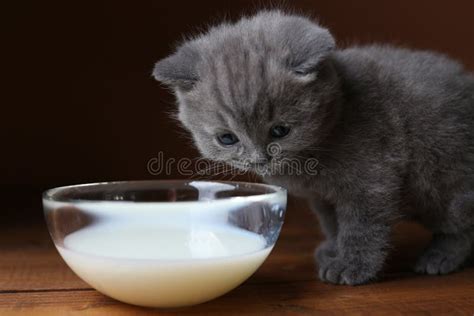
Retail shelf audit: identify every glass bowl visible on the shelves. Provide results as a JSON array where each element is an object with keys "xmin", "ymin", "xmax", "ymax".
[{"xmin": 43, "ymin": 180, "xmax": 287, "ymax": 308}]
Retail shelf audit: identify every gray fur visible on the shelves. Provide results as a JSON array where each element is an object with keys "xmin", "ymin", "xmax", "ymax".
[{"xmin": 153, "ymin": 10, "xmax": 474, "ymax": 285}]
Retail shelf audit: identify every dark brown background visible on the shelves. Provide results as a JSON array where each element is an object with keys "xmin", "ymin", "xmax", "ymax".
[{"xmin": 3, "ymin": 0, "xmax": 474, "ymax": 224}]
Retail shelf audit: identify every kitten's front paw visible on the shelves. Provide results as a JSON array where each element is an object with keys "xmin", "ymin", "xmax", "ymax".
[
  {"xmin": 414, "ymin": 234, "xmax": 471, "ymax": 275},
  {"xmin": 414, "ymin": 249, "xmax": 466, "ymax": 275},
  {"xmin": 317, "ymin": 256, "xmax": 378, "ymax": 285}
]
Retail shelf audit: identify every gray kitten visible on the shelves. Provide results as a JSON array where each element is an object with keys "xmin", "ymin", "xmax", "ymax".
[{"xmin": 153, "ymin": 10, "xmax": 474, "ymax": 285}]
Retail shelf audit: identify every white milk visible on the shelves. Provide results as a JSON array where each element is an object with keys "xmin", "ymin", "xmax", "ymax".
[{"xmin": 57, "ymin": 223, "xmax": 272, "ymax": 307}]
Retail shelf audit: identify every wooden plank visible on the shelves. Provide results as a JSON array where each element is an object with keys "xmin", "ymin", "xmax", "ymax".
[
  {"xmin": 1, "ymin": 273, "xmax": 474, "ymax": 315},
  {"xmin": 1, "ymin": 201, "xmax": 473, "ymax": 314}
]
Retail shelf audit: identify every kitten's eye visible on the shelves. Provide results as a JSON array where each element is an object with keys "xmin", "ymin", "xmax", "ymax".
[
  {"xmin": 294, "ymin": 69, "xmax": 308, "ymax": 75},
  {"xmin": 217, "ymin": 133, "xmax": 239, "ymax": 146},
  {"xmin": 270, "ymin": 125, "xmax": 291, "ymax": 138}
]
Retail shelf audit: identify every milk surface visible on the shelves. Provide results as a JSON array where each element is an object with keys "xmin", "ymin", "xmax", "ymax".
[{"xmin": 58, "ymin": 223, "xmax": 271, "ymax": 307}]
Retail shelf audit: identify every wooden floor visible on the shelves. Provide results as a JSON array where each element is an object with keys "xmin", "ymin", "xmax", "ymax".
[{"xmin": 1, "ymin": 198, "xmax": 474, "ymax": 315}]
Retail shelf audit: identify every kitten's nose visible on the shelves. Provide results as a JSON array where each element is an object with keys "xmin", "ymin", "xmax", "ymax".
[{"xmin": 249, "ymin": 151, "xmax": 271, "ymax": 164}]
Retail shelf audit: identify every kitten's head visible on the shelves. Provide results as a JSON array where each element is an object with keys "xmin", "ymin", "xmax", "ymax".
[{"xmin": 153, "ymin": 11, "xmax": 340, "ymax": 175}]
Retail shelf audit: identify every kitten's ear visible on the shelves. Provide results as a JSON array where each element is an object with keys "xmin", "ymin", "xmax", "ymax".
[
  {"xmin": 284, "ymin": 19, "xmax": 335, "ymax": 76},
  {"xmin": 152, "ymin": 44, "xmax": 200, "ymax": 90}
]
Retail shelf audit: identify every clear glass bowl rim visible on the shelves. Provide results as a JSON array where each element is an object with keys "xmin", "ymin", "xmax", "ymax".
[{"xmin": 42, "ymin": 180, "xmax": 287, "ymax": 204}]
